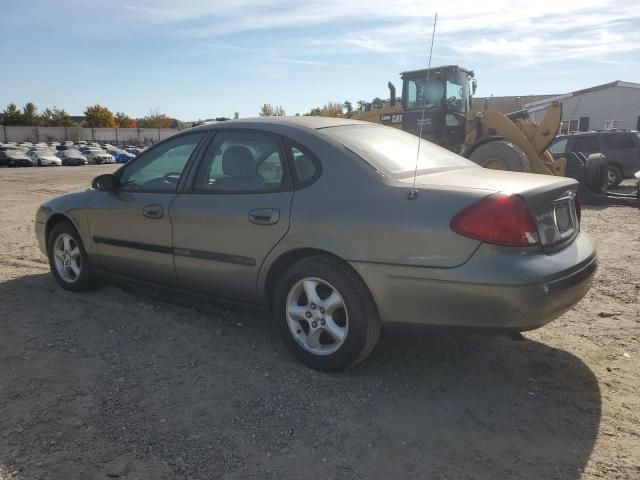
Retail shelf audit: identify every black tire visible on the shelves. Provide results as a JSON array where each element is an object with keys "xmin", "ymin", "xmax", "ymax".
[
  {"xmin": 37, "ymin": 159, "xmax": 42, "ymax": 167},
  {"xmin": 46, "ymin": 221, "xmax": 97, "ymax": 292},
  {"xmin": 468, "ymin": 140, "xmax": 531, "ymax": 172},
  {"xmin": 606, "ymin": 164, "xmax": 623, "ymax": 188},
  {"xmin": 585, "ymin": 153, "xmax": 608, "ymax": 195},
  {"xmin": 273, "ymin": 256, "xmax": 381, "ymax": 371}
]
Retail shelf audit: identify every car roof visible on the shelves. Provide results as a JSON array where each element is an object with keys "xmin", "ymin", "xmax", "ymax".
[
  {"xmin": 557, "ymin": 129, "xmax": 639, "ymax": 138},
  {"xmin": 189, "ymin": 115, "xmax": 370, "ymax": 134}
]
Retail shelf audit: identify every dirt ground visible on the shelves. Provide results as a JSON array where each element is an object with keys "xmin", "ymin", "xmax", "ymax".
[{"xmin": 0, "ymin": 165, "xmax": 638, "ymax": 480}]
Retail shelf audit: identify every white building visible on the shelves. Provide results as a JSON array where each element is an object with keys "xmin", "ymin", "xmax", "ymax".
[{"xmin": 525, "ymin": 81, "xmax": 640, "ymax": 133}]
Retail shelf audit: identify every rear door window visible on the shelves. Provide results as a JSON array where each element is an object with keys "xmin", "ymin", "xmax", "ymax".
[
  {"xmin": 571, "ymin": 135, "xmax": 600, "ymax": 154},
  {"xmin": 603, "ymin": 133, "xmax": 635, "ymax": 150},
  {"xmin": 192, "ymin": 131, "xmax": 287, "ymax": 193}
]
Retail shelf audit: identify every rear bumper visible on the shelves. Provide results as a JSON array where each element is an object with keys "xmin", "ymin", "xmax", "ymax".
[{"xmin": 351, "ymin": 233, "xmax": 597, "ymax": 331}]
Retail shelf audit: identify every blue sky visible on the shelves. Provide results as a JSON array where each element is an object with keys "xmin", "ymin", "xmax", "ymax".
[{"xmin": 2, "ymin": 0, "xmax": 639, "ymax": 120}]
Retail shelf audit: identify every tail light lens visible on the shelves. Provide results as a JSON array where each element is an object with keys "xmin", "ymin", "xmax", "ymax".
[{"xmin": 451, "ymin": 193, "xmax": 540, "ymax": 246}]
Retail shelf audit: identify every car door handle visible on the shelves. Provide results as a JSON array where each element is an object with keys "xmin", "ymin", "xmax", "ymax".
[
  {"xmin": 142, "ymin": 204, "xmax": 164, "ymax": 219},
  {"xmin": 248, "ymin": 208, "xmax": 279, "ymax": 225}
]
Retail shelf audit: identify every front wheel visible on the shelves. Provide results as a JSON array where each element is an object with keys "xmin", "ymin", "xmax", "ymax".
[
  {"xmin": 607, "ymin": 165, "xmax": 623, "ymax": 188},
  {"xmin": 47, "ymin": 221, "xmax": 97, "ymax": 292},
  {"xmin": 274, "ymin": 256, "xmax": 381, "ymax": 371},
  {"xmin": 468, "ymin": 140, "xmax": 531, "ymax": 172}
]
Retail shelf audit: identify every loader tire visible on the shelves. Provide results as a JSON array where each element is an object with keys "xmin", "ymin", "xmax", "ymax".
[
  {"xmin": 468, "ymin": 141, "xmax": 531, "ymax": 172},
  {"xmin": 585, "ymin": 153, "xmax": 608, "ymax": 195}
]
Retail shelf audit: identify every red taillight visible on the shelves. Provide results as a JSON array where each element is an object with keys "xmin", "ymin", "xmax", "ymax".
[{"xmin": 451, "ymin": 193, "xmax": 540, "ymax": 246}]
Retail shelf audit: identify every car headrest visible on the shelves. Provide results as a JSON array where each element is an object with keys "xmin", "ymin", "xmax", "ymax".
[{"xmin": 222, "ymin": 146, "xmax": 255, "ymax": 177}]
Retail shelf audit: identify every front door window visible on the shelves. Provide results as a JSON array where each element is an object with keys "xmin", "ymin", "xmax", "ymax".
[{"xmin": 119, "ymin": 133, "xmax": 206, "ymax": 192}]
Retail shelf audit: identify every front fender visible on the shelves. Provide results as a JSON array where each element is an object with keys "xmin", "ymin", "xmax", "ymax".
[{"xmin": 36, "ymin": 189, "xmax": 96, "ymax": 255}]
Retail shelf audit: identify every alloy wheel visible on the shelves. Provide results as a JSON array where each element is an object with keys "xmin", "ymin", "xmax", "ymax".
[
  {"xmin": 53, "ymin": 233, "xmax": 82, "ymax": 283},
  {"xmin": 286, "ymin": 277, "xmax": 349, "ymax": 356}
]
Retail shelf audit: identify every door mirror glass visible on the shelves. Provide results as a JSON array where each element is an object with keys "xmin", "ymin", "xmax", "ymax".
[{"xmin": 92, "ymin": 173, "xmax": 117, "ymax": 191}]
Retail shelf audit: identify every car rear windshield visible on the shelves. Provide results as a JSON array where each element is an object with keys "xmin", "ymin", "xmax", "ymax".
[{"xmin": 323, "ymin": 124, "xmax": 475, "ymax": 178}]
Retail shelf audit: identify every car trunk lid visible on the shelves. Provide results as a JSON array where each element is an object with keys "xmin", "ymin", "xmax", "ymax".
[{"xmin": 398, "ymin": 167, "xmax": 580, "ymax": 252}]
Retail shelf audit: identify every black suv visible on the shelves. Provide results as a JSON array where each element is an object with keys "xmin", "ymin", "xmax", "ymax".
[{"xmin": 549, "ymin": 130, "xmax": 640, "ymax": 187}]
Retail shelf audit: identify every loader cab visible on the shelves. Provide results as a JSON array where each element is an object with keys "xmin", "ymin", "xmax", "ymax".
[{"xmin": 397, "ymin": 65, "xmax": 474, "ymax": 149}]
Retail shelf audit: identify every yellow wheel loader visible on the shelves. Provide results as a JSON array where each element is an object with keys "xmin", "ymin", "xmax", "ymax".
[{"xmin": 356, "ymin": 65, "xmax": 639, "ymax": 206}]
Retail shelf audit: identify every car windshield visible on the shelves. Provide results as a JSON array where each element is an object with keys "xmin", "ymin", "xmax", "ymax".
[
  {"xmin": 7, "ymin": 150, "xmax": 27, "ymax": 158},
  {"xmin": 323, "ymin": 124, "xmax": 476, "ymax": 178}
]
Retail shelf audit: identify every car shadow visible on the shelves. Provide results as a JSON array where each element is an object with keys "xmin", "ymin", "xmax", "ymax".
[{"xmin": 0, "ymin": 273, "xmax": 601, "ymax": 480}]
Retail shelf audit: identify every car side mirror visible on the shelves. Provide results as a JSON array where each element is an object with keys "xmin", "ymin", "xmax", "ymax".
[{"xmin": 92, "ymin": 173, "xmax": 117, "ymax": 191}]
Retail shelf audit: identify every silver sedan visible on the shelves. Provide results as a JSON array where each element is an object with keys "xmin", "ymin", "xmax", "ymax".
[{"xmin": 35, "ymin": 117, "xmax": 597, "ymax": 371}]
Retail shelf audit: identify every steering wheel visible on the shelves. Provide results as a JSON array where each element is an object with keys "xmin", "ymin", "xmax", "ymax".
[{"xmin": 446, "ymin": 96, "xmax": 459, "ymax": 109}]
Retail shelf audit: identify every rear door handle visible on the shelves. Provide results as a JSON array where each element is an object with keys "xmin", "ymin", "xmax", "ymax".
[
  {"xmin": 142, "ymin": 204, "xmax": 164, "ymax": 219},
  {"xmin": 248, "ymin": 208, "xmax": 279, "ymax": 225}
]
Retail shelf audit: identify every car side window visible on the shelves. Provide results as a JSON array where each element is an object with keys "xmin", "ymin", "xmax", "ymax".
[
  {"xmin": 119, "ymin": 133, "xmax": 205, "ymax": 192},
  {"xmin": 603, "ymin": 133, "xmax": 635, "ymax": 150},
  {"xmin": 289, "ymin": 144, "xmax": 319, "ymax": 184},
  {"xmin": 193, "ymin": 132, "xmax": 286, "ymax": 192},
  {"xmin": 571, "ymin": 135, "xmax": 600, "ymax": 153},
  {"xmin": 548, "ymin": 138, "xmax": 568, "ymax": 155}
]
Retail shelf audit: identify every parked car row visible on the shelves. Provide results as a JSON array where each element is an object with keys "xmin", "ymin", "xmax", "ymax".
[{"xmin": 0, "ymin": 141, "xmax": 147, "ymax": 167}]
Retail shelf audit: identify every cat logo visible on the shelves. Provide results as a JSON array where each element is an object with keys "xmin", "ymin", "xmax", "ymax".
[{"xmin": 380, "ymin": 113, "xmax": 403, "ymax": 125}]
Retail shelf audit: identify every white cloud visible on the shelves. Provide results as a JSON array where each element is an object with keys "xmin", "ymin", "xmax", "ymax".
[{"xmin": 66, "ymin": 0, "xmax": 640, "ymax": 66}]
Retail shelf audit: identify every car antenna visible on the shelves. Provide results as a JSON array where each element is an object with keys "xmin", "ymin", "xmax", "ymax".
[{"xmin": 408, "ymin": 12, "xmax": 438, "ymax": 201}]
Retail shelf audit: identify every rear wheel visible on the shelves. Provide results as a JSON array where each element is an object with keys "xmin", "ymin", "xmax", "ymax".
[
  {"xmin": 607, "ymin": 164, "xmax": 623, "ymax": 188},
  {"xmin": 274, "ymin": 256, "xmax": 381, "ymax": 371},
  {"xmin": 585, "ymin": 153, "xmax": 609, "ymax": 195},
  {"xmin": 468, "ymin": 141, "xmax": 531, "ymax": 172}
]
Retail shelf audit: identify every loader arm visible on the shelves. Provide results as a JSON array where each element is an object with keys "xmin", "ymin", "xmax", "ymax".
[{"xmin": 465, "ymin": 102, "xmax": 565, "ymax": 176}]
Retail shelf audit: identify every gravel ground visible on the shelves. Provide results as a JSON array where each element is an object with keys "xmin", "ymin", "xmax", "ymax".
[{"xmin": 0, "ymin": 166, "xmax": 638, "ymax": 480}]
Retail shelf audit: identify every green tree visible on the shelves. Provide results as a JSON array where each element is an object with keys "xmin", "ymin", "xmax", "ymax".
[
  {"xmin": 84, "ymin": 104, "xmax": 116, "ymax": 128},
  {"xmin": 22, "ymin": 102, "xmax": 40, "ymax": 126},
  {"xmin": 371, "ymin": 97, "xmax": 385, "ymax": 110},
  {"xmin": 1, "ymin": 103, "xmax": 23, "ymax": 125},
  {"xmin": 259, "ymin": 104, "xmax": 286, "ymax": 116},
  {"xmin": 356, "ymin": 100, "xmax": 368, "ymax": 113},
  {"xmin": 259, "ymin": 104, "xmax": 274, "ymax": 116},
  {"xmin": 114, "ymin": 112, "xmax": 131, "ymax": 128},
  {"xmin": 41, "ymin": 107, "xmax": 74, "ymax": 127},
  {"xmin": 343, "ymin": 101, "xmax": 353, "ymax": 118},
  {"xmin": 305, "ymin": 102, "xmax": 343, "ymax": 118},
  {"xmin": 137, "ymin": 110, "xmax": 172, "ymax": 128},
  {"xmin": 233, "ymin": 112, "xmax": 240, "ymax": 119}
]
